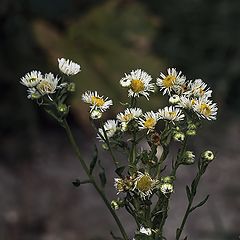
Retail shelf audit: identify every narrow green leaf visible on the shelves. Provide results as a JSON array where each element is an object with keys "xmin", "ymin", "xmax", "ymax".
[
  {"xmin": 89, "ymin": 145, "xmax": 98, "ymax": 175},
  {"xmin": 99, "ymin": 172, "xmax": 107, "ymax": 187},
  {"xmin": 185, "ymin": 185, "xmax": 191, "ymax": 201},
  {"xmin": 190, "ymin": 195, "xmax": 210, "ymax": 213}
]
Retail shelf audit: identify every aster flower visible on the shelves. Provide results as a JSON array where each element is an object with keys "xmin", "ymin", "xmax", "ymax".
[
  {"xmin": 120, "ymin": 69, "xmax": 155, "ymax": 99},
  {"xmin": 186, "ymin": 79, "xmax": 212, "ymax": 98},
  {"xmin": 138, "ymin": 111, "xmax": 159, "ymax": 133},
  {"xmin": 117, "ymin": 108, "xmax": 142, "ymax": 123},
  {"xmin": 160, "ymin": 183, "xmax": 174, "ymax": 195},
  {"xmin": 20, "ymin": 70, "xmax": 43, "ymax": 87},
  {"xmin": 178, "ymin": 96, "xmax": 197, "ymax": 109},
  {"xmin": 133, "ymin": 172, "xmax": 158, "ymax": 199},
  {"xmin": 97, "ymin": 120, "xmax": 118, "ymax": 141},
  {"xmin": 193, "ymin": 98, "xmax": 218, "ymax": 120},
  {"xmin": 36, "ymin": 73, "xmax": 60, "ymax": 95},
  {"xmin": 58, "ymin": 58, "xmax": 81, "ymax": 76},
  {"xmin": 82, "ymin": 91, "xmax": 113, "ymax": 112},
  {"xmin": 158, "ymin": 106, "xmax": 184, "ymax": 122},
  {"xmin": 156, "ymin": 68, "xmax": 186, "ymax": 95}
]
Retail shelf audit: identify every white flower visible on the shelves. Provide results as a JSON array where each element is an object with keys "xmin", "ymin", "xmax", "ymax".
[
  {"xmin": 156, "ymin": 68, "xmax": 186, "ymax": 95},
  {"xmin": 133, "ymin": 172, "xmax": 158, "ymax": 199},
  {"xmin": 97, "ymin": 120, "xmax": 118, "ymax": 141},
  {"xmin": 138, "ymin": 111, "xmax": 159, "ymax": 133},
  {"xmin": 158, "ymin": 106, "xmax": 184, "ymax": 122},
  {"xmin": 82, "ymin": 91, "xmax": 113, "ymax": 112},
  {"xmin": 27, "ymin": 88, "xmax": 41, "ymax": 99},
  {"xmin": 201, "ymin": 150, "xmax": 215, "ymax": 161},
  {"xmin": 120, "ymin": 69, "xmax": 155, "ymax": 99},
  {"xmin": 169, "ymin": 94, "xmax": 180, "ymax": 104},
  {"xmin": 117, "ymin": 108, "xmax": 142, "ymax": 123},
  {"xmin": 193, "ymin": 98, "xmax": 218, "ymax": 120},
  {"xmin": 160, "ymin": 183, "xmax": 174, "ymax": 195},
  {"xmin": 20, "ymin": 70, "xmax": 42, "ymax": 87},
  {"xmin": 139, "ymin": 226, "xmax": 152, "ymax": 236},
  {"xmin": 58, "ymin": 58, "xmax": 81, "ymax": 76},
  {"xmin": 36, "ymin": 73, "xmax": 60, "ymax": 95},
  {"xmin": 178, "ymin": 96, "xmax": 197, "ymax": 109},
  {"xmin": 186, "ymin": 79, "xmax": 212, "ymax": 98}
]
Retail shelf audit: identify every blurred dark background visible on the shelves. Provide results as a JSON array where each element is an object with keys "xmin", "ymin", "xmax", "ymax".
[{"xmin": 1, "ymin": 0, "xmax": 240, "ymax": 239}]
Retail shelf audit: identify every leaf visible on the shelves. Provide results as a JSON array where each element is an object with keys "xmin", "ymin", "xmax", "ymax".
[
  {"xmin": 89, "ymin": 145, "xmax": 98, "ymax": 175},
  {"xmin": 185, "ymin": 185, "xmax": 191, "ymax": 201},
  {"xmin": 115, "ymin": 166, "xmax": 125, "ymax": 177},
  {"xmin": 190, "ymin": 195, "xmax": 210, "ymax": 213}
]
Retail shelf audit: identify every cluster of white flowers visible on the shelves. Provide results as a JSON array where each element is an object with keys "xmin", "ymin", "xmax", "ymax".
[{"xmin": 20, "ymin": 58, "xmax": 81, "ymax": 100}]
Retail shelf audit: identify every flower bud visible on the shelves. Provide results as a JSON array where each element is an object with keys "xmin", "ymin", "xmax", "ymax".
[
  {"xmin": 160, "ymin": 183, "xmax": 174, "ymax": 195},
  {"xmin": 186, "ymin": 129, "xmax": 196, "ymax": 136},
  {"xmin": 201, "ymin": 150, "xmax": 214, "ymax": 161},
  {"xmin": 169, "ymin": 94, "xmax": 180, "ymax": 104},
  {"xmin": 120, "ymin": 122, "xmax": 128, "ymax": 132},
  {"xmin": 90, "ymin": 110, "xmax": 102, "ymax": 119},
  {"xmin": 101, "ymin": 143, "xmax": 109, "ymax": 150},
  {"xmin": 162, "ymin": 176, "xmax": 174, "ymax": 184},
  {"xmin": 67, "ymin": 82, "xmax": 76, "ymax": 92},
  {"xmin": 173, "ymin": 132, "xmax": 185, "ymax": 142},
  {"xmin": 58, "ymin": 103, "xmax": 68, "ymax": 114},
  {"xmin": 139, "ymin": 226, "xmax": 152, "ymax": 236},
  {"xmin": 111, "ymin": 200, "xmax": 119, "ymax": 210},
  {"xmin": 183, "ymin": 151, "xmax": 195, "ymax": 164}
]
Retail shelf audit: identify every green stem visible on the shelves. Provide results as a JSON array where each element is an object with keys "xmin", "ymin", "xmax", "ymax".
[{"xmin": 62, "ymin": 119, "xmax": 128, "ymax": 240}]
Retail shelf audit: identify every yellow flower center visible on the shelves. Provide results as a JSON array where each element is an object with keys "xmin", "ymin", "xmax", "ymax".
[
  {"xmin": 37, "ymin": 81, "xmax": 54, "ymax": 93},
  {"xmin": 191, "ymin": 99, "xmax": 196, "ymax": 105},
  {"xmin": 91, "ymin": 96, "xmax": 105, "ymax": 106},
  {"xmin": 29, "ymin": 77, "xmax": 37, "ymax": 82},
  {"xmin": 123, "ymin": 113, "xmax": 133, "ymax": 122},
  {"xmin": 162, "ymin": 75, "xmax": 176, "ymax": 88},
  {"xmin": 200, "ymin": 103, "xmax": 211, "ymax": 116},
  {"xmin": 169, "ymin": 111, "xmax": 176, "ymax": 118},
  {"xmin": 199, "ymin": 87, "xmax": 205, "ymax": 96},
  {"xmin": 144, "ymin": 118, "xmax": 156, "ymax": 129},
  {"xmin": 131, "ymin": 79, "xmax": 145, "ymax": 93},
  {"xmin": 136, "ymin": 175, "xmax": 153, "ymax": 192}
]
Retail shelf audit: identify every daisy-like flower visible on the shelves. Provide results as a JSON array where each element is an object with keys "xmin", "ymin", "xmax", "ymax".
[
  {"xmin": 58, "ymin": 58, "xmax": 81, "ymax": 76},
  {"xmin": 186, "ymin": 79, "xmax": 212, "ymax": 98},
  {"xmin": 139, "ymin": 226, "xmax": 152, "ymax": 236},
  {"xmin": 156, "ymin": 68, "xmax": 186, "ymax": 95},
  {"xmin": 97, "ymin": 120, "xmax": 118, "ymax": 141},
  {"xmin": 138, "ymin": 111, "xmax": 159, "ymax": 133},
  {"xmin": 36, "ymin": 73, "xmax": 60, "ymax": 95},
  {"xmin": 82, "ymin": 91, "xmax": 113, "ymax": 112},
  {"xmin": 20, "ymin": 70, "xmax": 42, "ymax": 87},
  {"xmin": 120, "ymin": 69, "xmax": 155, "ymax": 99},
  {"xmin": 117, "ymin": 108, "xmax": 142, "ymax": 123},
  {"xmin": 178, "ymin": 96, "xmax": 197, "ymax": 109},
  {"xmin": 133, "ymin": 172, "xmax": 158, "ymax": 199},
  {"xmin": 158, "ymin": 106, "xmax": 185, "ymax": 122},
  {"xmin": 193, "ymin": 98, "xmax": 218, "ymax": 120}
]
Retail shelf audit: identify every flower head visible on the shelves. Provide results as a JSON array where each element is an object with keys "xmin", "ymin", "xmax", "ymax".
[
  {"xmin": 120, "ymin": 69, "xmax": 155, "ymax": 99},
  {"xmin": 97, "ymin": 120, "xmax": 118, "ymax": 141},
  {"xmin": 139, "ymin": 226, "xmax": 152, "ymax": 236},
  {"xmin": 160, "ymin": 183, "xmax": 174, "ymax": 195},
  {"xmin": 138, "ymin": 111, "xmax": 159, "ymax": 133},
  {"xmin": 58, "ymin": 58, "xmax": 81, "ymax": 76},
  {"xmin": 201, "ymin": 150, "xmax": 215, "ymax": 161},
  {"xmin": 133, "ymin": 172, "xmax": 158, "ymax": 199},
  {"xmin": 114, "ymin": 176, "xmax": 133, "ymax": 194},
  {"xmin": 156, "ymin": 68, "xmax": 186, "ymax": 95},
  {"xmin": 169, "ymin": 94, "xmax": 180, "ymax": 104},
  {"xmin": 82, "ymin": 91, "xmax": 113, "ymax": 112},
  {"xmin": 186, "ymin": 79, "xmax": 212, "ymax": 98},
  {"xmin": 193, "ymin": 98, "xmax": 218, "ymax": 120},
  {"xmin": 158, "ymin": 106, "xmax": 184, "ymax": 122},
  {"xmin": 20, "ymin": 70, "xmax": 43, "ymax": 87},
  {"xmin": 36, "ymin": 73, "xmax": 60, "ymax": 95},
  {"xmin": 117, "ymin": 108, "xmax": 142, "ymax": 123},
  {"xmin": 178, "ymin": 96, "xmax": 197, "ymax": 109}
]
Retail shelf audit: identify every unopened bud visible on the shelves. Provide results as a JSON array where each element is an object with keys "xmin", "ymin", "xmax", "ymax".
[
  {"xmin": 58, "ymin": 103, "xmax": 68, "ymax": 114},
  {"xmin": 183, "ymin": 151, "xmax": 195, "ymax": 164},
  {"xmin": 67, "ymin": 82, "xmax": 76, "ymax": 92},
  {"xmin": 120, "ymin": 122, "xmax": 128, "ymax": 132},
  {"xmin": 169, "ymin": 94, "xmax": 180, "ymax": 104},
  {"xmin": 111, "ymin": 200, "xmax": 119, "ymax": 210},
  {"xmin": 90, "ymin": 110, "xmax": 102, "ymax": 119},
  {"xmin": 160, "ymin": 183, "xmax": 174, "ymax": 195},
  {"xmin": 201, "ymin": 150, "xmax": 214, "ymax": 161},
  {"xmin": 173, "ymin": 132, "xmax": 185, "ymax": 142},
  {"xmin": 186, "ymin": 129, "xmax": 196, "ymax": 136}
]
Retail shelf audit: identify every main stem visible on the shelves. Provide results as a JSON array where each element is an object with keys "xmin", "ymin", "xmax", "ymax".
[{"xmin": 62, "ymin": 119, "xmax": 128, "ymax": 240}]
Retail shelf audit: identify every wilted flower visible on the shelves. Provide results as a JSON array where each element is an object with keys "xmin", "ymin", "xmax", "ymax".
[{"xmin": 58, "ymin": 58, "xmax": 81, "ymax": 76}]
